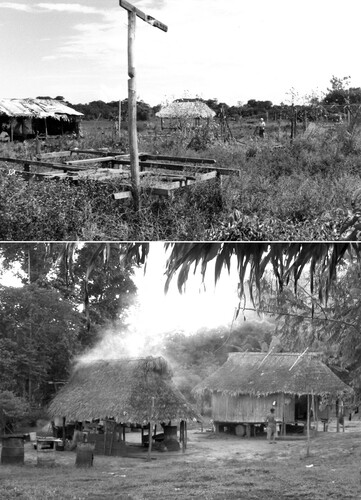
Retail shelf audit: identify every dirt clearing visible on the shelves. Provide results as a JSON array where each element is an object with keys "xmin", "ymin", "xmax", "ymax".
[{"xmin": 1, "ymin": 430, "xmax": 360, "ymax": 499}]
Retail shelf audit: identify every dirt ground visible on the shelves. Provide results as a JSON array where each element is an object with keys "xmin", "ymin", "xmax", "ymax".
[{"xmin": 1, "ymin": 428, "xmax": 361, "ymax": 500}]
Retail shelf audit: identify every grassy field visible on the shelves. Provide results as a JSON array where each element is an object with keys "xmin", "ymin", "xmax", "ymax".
[
  {"xmin": 0, "ymin": 117, "xmax": 360, "ymax": 240},
  {"xmin": 0, "ymin": 429, "xmax": 360, "ymax": 499}
]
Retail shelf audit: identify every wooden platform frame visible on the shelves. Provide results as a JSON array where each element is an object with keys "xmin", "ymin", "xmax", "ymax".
[{"xmin": 0, "ymin": 150, "xmax": 240, "ymax": 198}]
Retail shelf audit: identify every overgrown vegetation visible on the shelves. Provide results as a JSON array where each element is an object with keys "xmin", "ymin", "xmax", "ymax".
[{"xmin": 1, "ymin": 113, "xmax": 361, "ymax": 240}]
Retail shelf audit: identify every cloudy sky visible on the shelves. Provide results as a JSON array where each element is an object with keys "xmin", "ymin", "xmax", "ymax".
[{"xmin": 0, "ymin": 0, "xmax": 360, "ymax": 106}]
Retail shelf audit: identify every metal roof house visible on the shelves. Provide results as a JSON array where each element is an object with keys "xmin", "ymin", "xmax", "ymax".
[
  {"xmin": 193, "ymin": 352, "xmax": 353, "ymax": 436},
  {"xmin": 0, "ymin": 98, "xmax": 83, "ymax": 141}
]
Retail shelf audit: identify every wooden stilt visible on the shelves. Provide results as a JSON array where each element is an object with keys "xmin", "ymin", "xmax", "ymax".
[
  {"xmin": 336, "ymin": 400, "xmax": 340, "ymax": 433},
  {"xmin": 103, "ymin": 420, "xmax": 107, "ymax": 455},
  {"xmin": 62, "ymin": 417, "xmax": 66, "ymax": 447},
  {"xmin": 109, "ymin": 422, "xmax": 116, "ymax": 456},
  {"xmin": 147, "ymin": 397, "xmax": 155, "ymax": 461},
  {"xmin": 180, "ymin": 420, "xmax": 186, "ymax": 453},
  {"xmin": 10, "ymin": 120, "xmax": 14, "ymax": 142},
  {"xmin": 306, "ymin": 394, "xmax": 310, "ymax": 457}
]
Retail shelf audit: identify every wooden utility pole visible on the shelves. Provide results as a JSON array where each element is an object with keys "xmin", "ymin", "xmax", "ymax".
[
  {"xmin": 119, "ymin": 0, "xmax": 168, "ymax": 211},
  {"xmin": 118, "ymin": 99, "xmax": 121, "ymax": 141}
]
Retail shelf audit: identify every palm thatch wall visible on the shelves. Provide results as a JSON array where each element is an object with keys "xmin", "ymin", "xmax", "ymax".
[
  {"xmin": 194, "ymin": 353, "xmax": 353, "ymax": 425},
  {"xmin": 48, "ymin": 356, "xmax": 200, "ymax": 424}
]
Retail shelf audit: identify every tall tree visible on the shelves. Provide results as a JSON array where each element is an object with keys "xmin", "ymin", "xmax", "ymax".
[{"xmin": 0, "ymin": 284, "xmax": 81, "ymax": 404}]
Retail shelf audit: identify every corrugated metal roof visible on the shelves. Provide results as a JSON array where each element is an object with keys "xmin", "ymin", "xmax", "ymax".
[{"xmin": 0, "ymin": 98, "xmax": 83, "ymax": 118}]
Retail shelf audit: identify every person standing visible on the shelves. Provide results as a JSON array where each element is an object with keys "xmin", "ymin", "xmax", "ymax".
[
  {"xmin": 265, "ymin": 407, "xmax": 277, "ymax": 444},
  {"xmin": 258, "ymin": 118, "xmax": 266, "ymax": 138}
]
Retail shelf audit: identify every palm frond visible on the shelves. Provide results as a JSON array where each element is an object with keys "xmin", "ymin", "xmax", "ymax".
[{"xmin": 164, "ymin": 243, "xmax": 361, "ymax": 306}]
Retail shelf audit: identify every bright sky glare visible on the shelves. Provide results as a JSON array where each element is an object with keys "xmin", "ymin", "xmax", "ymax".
[
  {"xmin": 0, "ymin": 0, "xmax": 360, "ymax": 106},
  {"xmin": 82, "ymin": 243, "xmax": 267, "ymax": 361}
]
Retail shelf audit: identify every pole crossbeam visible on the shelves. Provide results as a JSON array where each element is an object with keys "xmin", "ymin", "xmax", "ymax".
[
  {"xmin": 119, "ymin": 0, "xmax": 168, "ymax": 210},
  {"xmin": 119, "ymin": 0, "xmax": 168, "ymax": 31}
]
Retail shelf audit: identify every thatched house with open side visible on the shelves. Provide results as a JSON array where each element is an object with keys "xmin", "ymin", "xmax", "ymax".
[
  {"xmin": 193, "ymin": 352, "xmax": 353, "ymax": 437},
  {"xmin": 0, "ymin": 98, "xmax": 83, "ymax": 141},
  {"xmin": 48, "ymin": 356, "xmax": 201, "ymax": 456},
  {"xmin": 156, "ymin": 98, "xmax": 216, "ymax": 129}
]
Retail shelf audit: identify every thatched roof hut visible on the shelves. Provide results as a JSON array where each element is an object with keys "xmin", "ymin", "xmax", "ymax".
[
  {"xmin": 0, "ymin": 98, "xmax": 83, "ymax": 140},
  {"xmin": 156, "ymin": 99, "xmax": 216, "ymax": 119},
  {"xmin": 194, "ymin": 352, "xmax": 352, "ymax": 398},
  {"xmin": 48, "ymin": 356, "xmax": 200, "ymax": 424},
  {"xmin": 194, "ymin": 353, "xmax": 353, "ymax": 431},
  {"xmin": 155, "ymin": 99, "xmax": 216, "ymax": 129}
]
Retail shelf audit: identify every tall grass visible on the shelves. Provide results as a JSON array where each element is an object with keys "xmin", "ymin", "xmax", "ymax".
[{"xmin": 0, "ymin": 119, "xmax": 360, "ymax": 240}]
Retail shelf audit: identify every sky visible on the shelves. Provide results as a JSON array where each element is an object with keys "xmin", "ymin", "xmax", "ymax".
[
  {"xmin": 0, "ymin": 0, "xmax": 360, "ymax": 107},
  {"xmin": 79, "ymin": 243, "xmax": 271, "ymax": 361}
]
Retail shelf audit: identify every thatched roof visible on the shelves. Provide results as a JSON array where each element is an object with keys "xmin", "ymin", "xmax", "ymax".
[
  {"xmin": 194, "ymin": 353, "xmax": 353, "ymax": 398},
  {"xmin": 48, "ymin": 356, "xmax": 201, "ymax": 424},
  {"xmin": 0, "ymin": 98, "xmax": 83, "ymax": 120},
  {"xmin": 156, "ymin": 99, "xmax": 216, "ymax": 119}
]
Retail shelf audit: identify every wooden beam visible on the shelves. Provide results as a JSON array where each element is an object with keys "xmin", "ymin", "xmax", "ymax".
[
  {"xmin": 139, "ymin": 161, "xmax": 240, "ymax": 176},
  {"xmin": 113, "ymin": 191, "xmax": 133, "ymax": 200},
  {"xmin": 139, "ymin": 154, "xmax": 216, "ymax": 164},
  {"xmin": 36, "ymin": 151, "xmax": 72, "ymax": 159},
  {"xmin": 119, "ymin": 0, "xmax": 168, "ymax": 32},
  {"xmin": 111, "ymin": 158, "xmax": 239, "ymax": 176},
  {"xmin": 0, "ymin": 157, "xmax": 90, "ymax": 172},
  {"xmin": 70, "ymin": 149, "xmax": 125, "ymax": 156},
  {"xmin": 147, "ymin": 185, "xmax": 180, "ymax": 196},
  {"xmin": 65, "ymin": 156, "xmax": 124, "ymax": 165},
  {"xmin": 195, "ymin": 170, "xmax": 218, "ymax": 181}
]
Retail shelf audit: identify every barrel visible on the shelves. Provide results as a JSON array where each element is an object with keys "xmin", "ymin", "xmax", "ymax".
[
  {"xmin": 75, "ymin": 443, "xmax": 94, "ymax": 467},
  {"xmin": 235, "ymin": 424, "xmax": 246, "ymax": 437},
  {"xmin": 1, "ymin": 435, "xmax": 25, "ymax": 465},
  {"xmin": 37, "ymin": 437, "xmax": 55, "ymax": 467}
]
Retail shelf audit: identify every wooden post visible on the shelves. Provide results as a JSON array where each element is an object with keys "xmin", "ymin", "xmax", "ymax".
[
  {"xmin": 119, "ymin": 0, "xmax": 168, "ymax": 211},
  {"xmin": 147, "ymin": 397, "xmax": 155, "ymax": 461},
  {"xmin": 127, "ymin": 9, "xmax": 140, "ymax": 210},
  {"xmin": 35, "ymin": 134, "xmax": 41, "ymax": 155},
  {"xmin": 103, "ymin": 421, "xmax": 107, "ymax": 455},
  {"xmin": 62, "ymin": 417, "xmax": 66, "ymax": 447},
  {"xmin": 336, "ymin": 400, "xmax": 340, "ymax": 433},
  {"xmin": 183, "ymin": 421, "xmax": 187, "ymax": 453},
  {"xmin": 306, "ymin": 394, "xmax": 310, "ymax": 457},
  {"xmin": 10, "ymin": 120, "xmax": 14, "ymax": 142},
  {"xmin": 180, "ymin": 420, "xmax": 186, "ymax": 453},
  {"xmin": 303, "ymin": 109, "xmax": 308, "ymax": 132}
]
